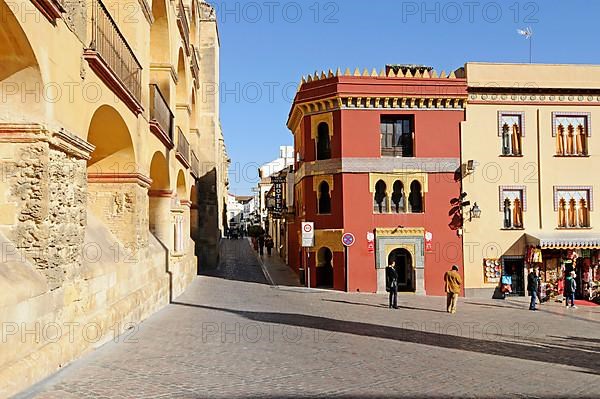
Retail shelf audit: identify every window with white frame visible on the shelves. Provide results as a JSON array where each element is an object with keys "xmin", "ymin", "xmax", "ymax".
[
  {"xmin": 554, "ymin": 187, "xmax": 592, "ymax": 228},
  {"xmin": 553, "ymin": 113, "xmax": 591, "ymax": 156},
  {"xmin": 500, "ymin": 186, "xmax": 526, "ymax": 229},
  {"xmin": 498, "ymin": 112, "xmax": 524, "ymax": 156}
]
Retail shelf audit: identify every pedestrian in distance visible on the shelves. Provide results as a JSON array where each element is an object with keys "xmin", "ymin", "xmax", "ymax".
[
  {"xmin": 265, "ymin": 235, "xmax": 274, "ymax": 256},
  {"xmin": 444, "ymin": 265, "xmax": 462, "ymax": 314},
  {"xmin": 258, "ymin": 234, "xmax": 265, "ymax": 256},
  {"xmin": 527, "ymin": 267, "xmax": 540, "ymax": 311},
  {"xmin": 565, "ymin": 270, "xmax": 577, "ymax": 309},
  {"xmin": 386, "ymin": 260, "xmax": 398, "ymax": 309}
]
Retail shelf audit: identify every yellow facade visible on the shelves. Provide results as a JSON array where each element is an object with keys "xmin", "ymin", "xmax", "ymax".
[
  {"xmin": 0, "ymin": 0, "xmax": 227, "ymax": 396},
  {"xmin": 461, "ymin": 63, "xmax": 600, "ymax": 297}
]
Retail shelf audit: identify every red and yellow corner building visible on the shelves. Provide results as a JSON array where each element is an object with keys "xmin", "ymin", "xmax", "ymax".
[{"xmin": 286, "ymin": 66, "xmax": 467, "ymax": 296}]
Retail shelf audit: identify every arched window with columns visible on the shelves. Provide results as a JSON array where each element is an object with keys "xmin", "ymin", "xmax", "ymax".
[{"xmin": 374, "ymin": 180, "xmax": 388, "ymax": 213}]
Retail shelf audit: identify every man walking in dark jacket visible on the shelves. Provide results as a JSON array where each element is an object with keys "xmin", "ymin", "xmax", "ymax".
[
  {"xmin": 564, "ymin": 271, "xmax": 577, "ymax": 308},
  {"xmin": 386, "ymin": 261, "xmax": 398, "ymax": 309},
  {"xmin": 527, "ymin": 268, "xmax": 540, "ymax": 311}
]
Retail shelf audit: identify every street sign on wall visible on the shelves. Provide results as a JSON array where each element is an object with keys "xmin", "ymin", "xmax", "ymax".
[
  {"xmin": 367, "ymin": 232, "xmax": 375, "ymax": 253},
  {"xmin": 342, "ymin": 233, "xmax": 355, "ymax": 247},
  {"xmin": 301, "ymin": 222, "xmax": 314, "ymax": 247},
  {"xmin": 425, "ymin": 231, "xmax": 433, "ymax": 252}
]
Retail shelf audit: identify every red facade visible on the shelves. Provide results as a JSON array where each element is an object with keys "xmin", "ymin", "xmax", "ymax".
[{"xmin": 287, "ymin": 71, "xmax": 467, "ymax": 296}]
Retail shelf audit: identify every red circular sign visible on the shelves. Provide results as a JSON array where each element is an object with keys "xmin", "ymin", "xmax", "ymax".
[
  {"xmin": 303, "ymin": 224, "xmax": 312, "ymax": 232},
  {"xmin": 342, "ymin": 233, "xmax": 355, "ymax": 247}
]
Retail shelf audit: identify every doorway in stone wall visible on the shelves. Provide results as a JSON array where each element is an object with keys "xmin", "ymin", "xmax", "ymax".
[{"xmin": 388, "ymin": 249, "xmax": 415, "ymax": 292}]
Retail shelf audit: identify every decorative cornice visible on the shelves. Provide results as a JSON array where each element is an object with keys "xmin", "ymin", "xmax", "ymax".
[
  {"xmin": 151, "ymin": 63, "xmax": 178, "ymax": 84},
  {"xmin": 288, "ymin": 95, "xmax": 465, "ymax": 133},
  {"xmin": 51, "ymin": 128, "xmax": 96, "ymax": 160},
  {"xmin": 295, "ymin": 158, "xmax": 460, "ymax": 185},
  {"xmin": 0, "ymin": 123, "xmax": 95, "ymax": 160},
  {"xmin": 149, "ymin": 189, "xmax": 174, "ymax": 198},
  {"xmin": 376, "ymin": 227, "xmax": 425, "ymax": 237},
  {"xmin": 88, "ymin": 172, "xmax": 152, "ymax": 188},
  {"xmin": 469, "ymin": 92, "xmax": 600, "ymax": 105}
]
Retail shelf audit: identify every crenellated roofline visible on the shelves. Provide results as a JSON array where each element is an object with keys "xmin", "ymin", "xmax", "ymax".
[{"xmin": 286, "ymin": 67, "xmax": 467, "ymax": 133}]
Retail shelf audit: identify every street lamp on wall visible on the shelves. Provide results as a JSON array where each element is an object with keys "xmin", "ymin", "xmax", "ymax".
[{"xmin": 469, "ymin": 203, "xmax": 482, "ymax": 221}]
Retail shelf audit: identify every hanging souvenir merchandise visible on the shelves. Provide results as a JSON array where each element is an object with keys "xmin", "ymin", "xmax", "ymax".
[{"xmin": 483, "ymin": 259, "xmax": 502, "ymax": 284}]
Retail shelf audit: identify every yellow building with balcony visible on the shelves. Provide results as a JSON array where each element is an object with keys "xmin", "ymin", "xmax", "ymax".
[
  {"xmin": 461, "ymin": 63, "xmax": 600, "ymax": 300},
  {"xmin": 0, "ymin": 0, "xmax": 228, "ymax": 395}
]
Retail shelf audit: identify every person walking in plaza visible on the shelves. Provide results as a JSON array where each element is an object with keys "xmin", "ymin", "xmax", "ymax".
[
  {"xmin": 386, "ymin": 260, "xmax": 398, "ymax": 309},
  {"xmin": 258, "ymin": 234, "xmax": 265, "ymax": 256},
  {"xmin": 527, "ymin": 267, "xmax": 540, "ymax": 311},
  {"xmin": 444, "ymin": 265, "xmax": 462, "ymax": 314},
  {"xmin": 265, "ymin": 235, "xmax": 274, "ymax": 256},
  {"xmin": 565, "ymin": 270, "xmax": 577, "ymax": 308}
]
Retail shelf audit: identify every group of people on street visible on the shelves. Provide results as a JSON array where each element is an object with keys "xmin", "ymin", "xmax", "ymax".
[
  {"xmin": 386, "ymin": 261, "xmax": 462, "ymax": 313},
  {"xmin": 226, "ymin": 228, "xmax": 244, "ymax": 240},
  {"xmin": 527, "ymin": 267, "xmax": 578, "ymax": 310},
  {"xmin": 256, "ymin": 234, "xmax": 274, "ymax": 256},
  {"xmin": 385, "ymin": 261, "xmax": 580, "ymax": 313}
]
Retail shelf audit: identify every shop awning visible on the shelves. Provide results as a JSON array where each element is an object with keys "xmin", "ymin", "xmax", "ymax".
[{"xmin": 537, "ymin": 236, "xmax": 600, "ymax": 249}]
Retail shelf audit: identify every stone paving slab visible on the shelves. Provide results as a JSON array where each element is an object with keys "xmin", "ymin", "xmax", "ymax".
[{"xmin": 14, "ymin": 239, "xmax": 600, "ymax": 398}]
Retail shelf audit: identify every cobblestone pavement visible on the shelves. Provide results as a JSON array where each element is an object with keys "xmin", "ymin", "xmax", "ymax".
[{"xmin": 18, "ymin": 240, "xmax": 600, "ymax": 398}]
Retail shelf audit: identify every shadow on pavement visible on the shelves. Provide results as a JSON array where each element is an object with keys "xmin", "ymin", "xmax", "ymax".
[
  {"xmin": 323, "ymin": 299, "xmax": 446, "ymax": 314},
  {"xmin": 465, "ymin": 301, "xmax": 600, "ymax": 325},
  {"xmin": 171, "ymin": 301, "xmax": 600, "ymax": 376}
]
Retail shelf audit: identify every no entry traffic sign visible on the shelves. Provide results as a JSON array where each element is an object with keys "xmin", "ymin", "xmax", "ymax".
[
  {"xmin": 302, "ymin": 222, "xmax": 314, "ymax": 247},
  {"xmin": 342, "ymin": 232, "xmax": 355, "ymax": 247}
]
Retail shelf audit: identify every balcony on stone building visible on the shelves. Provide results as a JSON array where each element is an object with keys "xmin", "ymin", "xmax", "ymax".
[
  {"xmin": 191, "ymin": 46, "xmax": 200, "ymax": 88},
  {"xmin": 84, "ymin": 0, "xmax": 143, "ymax": 114},
  {"xmin": 176, "ymin": 127, "xmax": 191, "ymax": 168},
  {"xmin": 177, "ymin": 0, "xmax": 190, "ymax": 55},
  {"xmin": 149, "ymin": 84, "xmax": 174, "ymax": 149},
  {"xmin": 31, "ymin": 0, "xmax": 65, "ymax": 22},
  {"xmin": 191, "ymin": 150, "xmax": 200, "ymax": 178}
]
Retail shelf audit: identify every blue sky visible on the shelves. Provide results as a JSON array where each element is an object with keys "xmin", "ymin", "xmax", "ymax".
[{"xmin": 217, "ymin": 0, "xmax": 600, "ymax": 195}]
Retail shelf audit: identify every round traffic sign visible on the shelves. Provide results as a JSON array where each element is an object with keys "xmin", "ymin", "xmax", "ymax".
[
  {"xmin": 342, "ymin": 233, "xmax": 355, "ymax": 247},
  {"xmin": 303, "ymin": 224, "xmax": 312, "ymax": 233}
]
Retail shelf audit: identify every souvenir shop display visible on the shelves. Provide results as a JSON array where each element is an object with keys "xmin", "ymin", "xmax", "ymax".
[
  {"xmin": 525, "ymin": 245, "xmax": 600, "ymax": 303},
  {"xmin": 483, "ymin": 258, "xmax": 502, "ymax": 283}
]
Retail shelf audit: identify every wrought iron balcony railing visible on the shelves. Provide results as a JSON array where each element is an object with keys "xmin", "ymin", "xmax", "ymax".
[
  {"xmin": 149, "ymin": 84, "xmax": 174, "ymax": 148},
  {"xmin": 191, "ymin": 46, "xmax": 200, "ymax": 88},
  {"xmin": 191, "ymin": 150, "xmax": 200, "ymax": 178},
  {"xmin": 177, "ymin": 0, "xmax": 190, "ymax": 55},
  {"xmin": 176, "ymin": 127, "xmax": 191, "ymax": 168},
  {"xmin": 86, "ymin": 0, "xmax": 142, "ymax": 113}
]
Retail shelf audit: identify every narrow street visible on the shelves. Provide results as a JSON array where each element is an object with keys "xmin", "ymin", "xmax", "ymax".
[{"xmin": 18, "ymin": 239, "xmax": 600, "ymax": 398}]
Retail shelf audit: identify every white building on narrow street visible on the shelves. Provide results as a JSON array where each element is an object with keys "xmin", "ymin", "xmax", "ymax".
[{"xmin": 258, "ymin": 146, "xmax": 294, "ymax": 226}]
